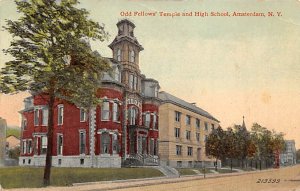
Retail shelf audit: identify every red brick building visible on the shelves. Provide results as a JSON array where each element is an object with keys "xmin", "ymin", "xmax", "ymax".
[{"xmin": 19, "ymin": 19, "xmax": 160, "ymax": 168}]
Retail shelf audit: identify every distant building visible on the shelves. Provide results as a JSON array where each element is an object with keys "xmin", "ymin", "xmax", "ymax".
[
  {"xmin": 6, "ymin": 135, "xmax": 20, "ymax": 150},
  {"xmin": 280, "ymin": 140, "xmax": 296, "ymax": 165},
  {"xmin": 0, "ymin": 117, "xmax": 7, "ymax": 166},
  {"xmin": 158, "ymin": 91, "xmax": 219, "ymax": 168}
]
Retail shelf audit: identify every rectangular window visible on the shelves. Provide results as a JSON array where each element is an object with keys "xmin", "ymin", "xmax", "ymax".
[
  {"xmin": 57, "ymin": 134, "xmax": 63, "ymax": 155},
  {"xmin": 212, "ymin": 124, "xmax": 215, "ymax": 130},
  {"xmin": 175, "ymin": 111, "xmax": 181, "ymax": 122},
  {"xmin": 196, "ymin": 132, "xmax": 200, "ymax": 142},
  {"xmin": 101, "ymin": 101, "xmax": 110, "ymax": 120},
  {"xmin": 42, "ymin": 107, "xmax": 48, "ymax": 126},
  {"xmin": 23, "ymin": 119, "xmax": 27, "ymax": 130},
  {"xmin": 153, "ymin": 114, "xmax": 157, "ymax": 129},
  {"xmin": 134, "ymin": 76, "xmax": 138, "ymax": 90},
  {"xmin": 188, "ymin": 147, "xmax": 193, "ymax": 156},
  {"xmin": 80, "ymin": 108, "xmax": 87, "ymax": 122},
  {"xmin": 144, "ymin": 113, "xmax": 150, "ymax": 127},
  {"xmin": 112, "ymin": 103, "xmax": 119, "ymax": 121},
  {"xmin": 41, "ymin": 136, "xmax": 47, "ymax": 154},
  {"xmin": 186, "ymin": 130, "xmax": 191, "ymax": 140},
  {"xmin": 34, "ymin": 137, "xmax": 38, "ymax": 155},
  {"xmin": 22, "ymin": 140, "xmax": 27, "ymax": 154},
  {"xmin": 27, "ymin": 140, "xmax": 32, "ymax": 154},
  {"xmin": 34, "ymin": 108, "xmax": 39, "ymax": 126},
  {"xmin": 129, "ymin": 74, "xmax": 134, "ymax": 89},
  {"xmin": 196, "ymin": 118, "xmax": 200, "ymax": 128},
  {"xmin": 58, "ymin": 105, "xmax": 64, "ymax": 125},
  {"xmin": 176, "ymin": 145, "xmax": 182, "ymax": 155},
  {"xmin": 186, "ymin": 115, "xmax": 191, "ymax": 125},
  {"xmin": 205, "ymin": 122, "xmax": 208, "ymax": 131},
  {"xmin": 174, "ymin": 128, "xmax": 180, "ymax": 138},
  {"xmin": 79, "ymin": 131, "xmax": 86, "ymax": 155}
]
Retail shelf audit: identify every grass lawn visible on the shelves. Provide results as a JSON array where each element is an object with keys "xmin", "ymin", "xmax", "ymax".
[
  {"xmin": 0, "ymin": 167, "xmax": 163, "ymax": 189},
  {"xmin": 176, "ymin": 168, "xmax": 197, "ymax": 176},
  {"xmin": 198, "ymin": 168, "xmax": 213, "ymax": 174}
]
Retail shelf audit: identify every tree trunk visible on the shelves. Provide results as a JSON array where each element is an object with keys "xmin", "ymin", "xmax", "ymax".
[
  {"xmin": 230, "ymin": 158, "xmax": 233, "ymax": 172},
  {"xmin": 250, "ymin": 159, "xmax": 252, "ymax": 169},
  {"xmin": 215, "ymin": 158, "xmax": 218, "ymax": 171},
  {"xmin": 43, "ymin": 93, "xmax": 55, "ymax": 186}
]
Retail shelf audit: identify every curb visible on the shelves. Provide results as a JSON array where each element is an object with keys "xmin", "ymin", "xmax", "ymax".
[{"xmin": 72, "ymin": 167, "xmax": 285, "ymax": 190}]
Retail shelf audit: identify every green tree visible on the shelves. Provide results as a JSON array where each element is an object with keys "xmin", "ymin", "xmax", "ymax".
[
  {"xmin": 8, "ymin": 146, "xmax": 21, "ymax": 160},
  {"xmin": 0, "ymin": 0, "xmax": 110, "ymax": 186},
  {"xmin": 224, "ymin": 127, "xmax": 238, "ymax": 172},
  {"xmin": 233, "ymin": 124, "xmax": 256, "ymax": 168},
  {"xmin": 205, "ymin": 126, "xmax": 225, "ymax": 171},
  {"xmin": 251, "ymin": 123, "xmax": 284, "ymax": 169}
]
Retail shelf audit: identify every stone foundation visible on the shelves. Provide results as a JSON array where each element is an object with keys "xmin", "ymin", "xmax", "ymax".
[{"xmin": 19, "ymin": 155, "xmax": 121, "ymax": 168}]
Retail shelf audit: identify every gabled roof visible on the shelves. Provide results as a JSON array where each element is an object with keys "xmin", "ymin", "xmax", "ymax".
[{"xmin": 158, "ymin": 91, "xmax": 219, "ymax": 122}]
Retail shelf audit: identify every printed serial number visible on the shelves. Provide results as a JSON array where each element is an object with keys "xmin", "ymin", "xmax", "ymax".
[{"xmin": 256, "ymin": 179, "xmax": 280, "ymax": 183}]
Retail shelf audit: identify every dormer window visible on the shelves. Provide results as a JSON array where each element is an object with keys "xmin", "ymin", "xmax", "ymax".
[
  {"xmin": 117, "ymin": 49, "xmax": 121, "ymax": 61},
  {"xmin": 130, "ymin": 50, "xmax": 135, "ymax": 63}
]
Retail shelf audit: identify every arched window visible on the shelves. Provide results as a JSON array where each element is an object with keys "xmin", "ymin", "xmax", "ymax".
[
  {"xmin": 128, "ymin": 106, "xmax": 138, "ymax": 125},
  {"xmin": 130, "ymin": 50, "xmax": 135, "ymax": 63},
  {"xmin": 101, "ymin": 133, "xmax": 110, "ymax": 154},
  {"xmin": 117, "ymin": 49, "xmax": 121, "ymax": 61}
]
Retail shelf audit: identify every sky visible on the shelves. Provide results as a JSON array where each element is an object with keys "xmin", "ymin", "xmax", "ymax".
[{"xmin": 0, "ymin": 0, "xmax": 300, "ymax": 148}]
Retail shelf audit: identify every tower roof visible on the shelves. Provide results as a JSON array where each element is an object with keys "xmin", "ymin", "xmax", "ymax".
[
  {"xmin": 116, "ymin": 19, "xmax": 135, "ymax": 28},
  {"xmin": 108, "ymin": 19, "xmax": 144, "ymax": 51}
]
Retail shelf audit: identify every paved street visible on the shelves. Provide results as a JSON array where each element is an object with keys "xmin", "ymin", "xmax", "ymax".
[
  {"xmin": 6, "ymin": 165, "xmax": 300, "ymax": 191},
  {"xmin": 114, "ymin": 166, "xmax": 300, "ymax": 191}
]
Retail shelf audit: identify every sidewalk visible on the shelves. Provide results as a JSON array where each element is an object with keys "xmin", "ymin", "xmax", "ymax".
[{"xmin": 5, "ymin": 167, "xmax": 284, "ymax": 191}]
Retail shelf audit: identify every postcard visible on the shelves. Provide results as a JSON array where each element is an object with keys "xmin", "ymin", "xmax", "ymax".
[{"xmin": 0, "ymin": 0, "xmax": 299, "ymax": 190}]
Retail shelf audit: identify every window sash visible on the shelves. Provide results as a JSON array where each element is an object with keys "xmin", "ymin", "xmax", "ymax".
[
  {"xmin": 129, "ymin": 75, "xmax": 134, "ymax": 89},
  {"xmin": 175, "ymin": 111, "xmax": 180, "ymax": 122},
  {"xmin": 80, "ymin": 108, "xmax": 86, "ymax": 122},
  {"xmin": 196, "ymin": 119, "xmax": 200, "ymax": 128},
  {"xmin": 79, "ymin": 132, "xmax": 86, "ymax": 154},
  {"xmin": 34, "ymin": 109, "xmax": 39, "ymax": 126},
  {"xmin": 117, "ymin": 49, "xmax": 121, "ymax": 61},
  {"xmin": 57, "ymin": 135, "xmax": 63, "ymax": 155},
  {"xmin": 42, "ymin": 108, "xmax": 48, "ymax": 126},
  {"xmin": 145, "ymin": 114, "xmax": 150, "ymax": 127},
  {"xmin": 112, "ymin": 103, "xmax": 119, "ymax": 121},
  {"xmin": 101, "ymin": 102, "xmax": 110, "ymax": 120},
  {"xmin": 175, "ymin": 128, "xmax": 180, "ymax": 138},
  {"xmin": 41, "ymin": 136, "xmax": 47, "ymax": 154},
  {"xmin": 58, "ymin": 106, "xmax": 64, "ymax": 125},
  {"xmin": 152, "ymin": 115, "xmax": 157, "ymax": 129}
]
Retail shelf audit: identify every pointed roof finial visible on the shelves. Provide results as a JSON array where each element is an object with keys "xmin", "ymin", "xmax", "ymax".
[{"xmin": 242, "ymin": 116, "xmax": 246, "ymax": 128}]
